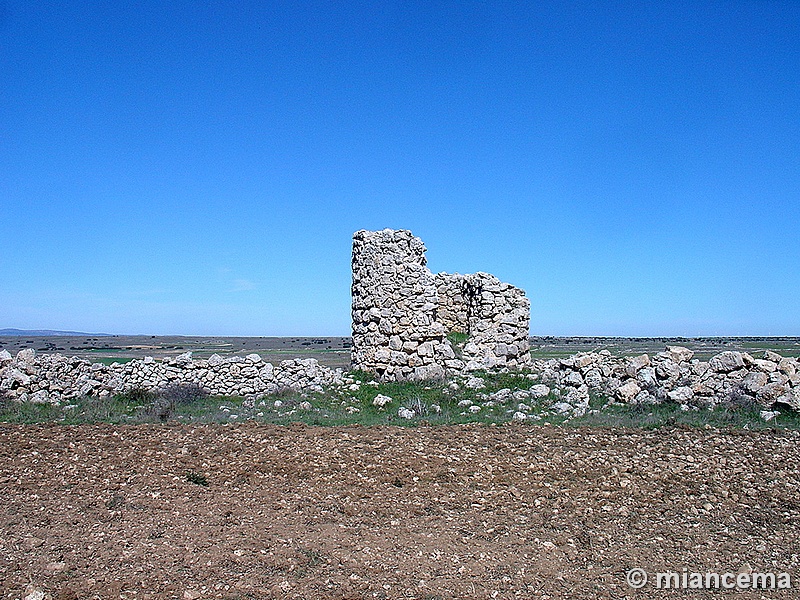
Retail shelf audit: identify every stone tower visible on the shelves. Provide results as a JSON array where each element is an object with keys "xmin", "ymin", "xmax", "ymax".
[{"xmin": 351, "ymin": 229, "xmax": 530, "ymax": 380}]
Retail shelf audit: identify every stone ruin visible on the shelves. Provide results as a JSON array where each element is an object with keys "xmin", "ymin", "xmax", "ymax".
[
  {"xmin": 2, "ymin": 226, "xmax": 800, "ymax": 415},
  {"xmin": 351, "ymin": 229, "xmax": 531, "ymax": 380}
]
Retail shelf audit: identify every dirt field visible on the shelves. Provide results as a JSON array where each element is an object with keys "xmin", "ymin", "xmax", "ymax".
[{"xmin": 1, "ymin": 423, "xmax": 798, "ymax": 599}]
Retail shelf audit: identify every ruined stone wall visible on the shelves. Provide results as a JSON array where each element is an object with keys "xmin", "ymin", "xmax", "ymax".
[
  {"xmin": 435, "ymin": 272, "xmax": 531, "ymax": 371},
  {"xmin": 3, "ymin": 345, "xmax": 798, "ymax": 417},
  {"xmin": 434, "ymin": 273, "xmax": 470, "ymax": 333},
  {"xmin": 351, "ymin": 229, "xmax": 531, "ymax": 380},
  {"xmin": 0, "ymin": 348, "xmax": 344, "ymax": 404},
  {"xmin": 528, "ymin": 347, "xmax": 800, "ymax": 418}
]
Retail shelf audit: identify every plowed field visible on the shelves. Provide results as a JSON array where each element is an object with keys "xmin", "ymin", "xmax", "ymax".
[{"xmin": 2, "ymin": 423, "xmax": 798, "ymax": 599}]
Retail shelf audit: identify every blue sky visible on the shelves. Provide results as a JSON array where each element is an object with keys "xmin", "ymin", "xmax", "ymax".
[{"xmin": 1, "ymin": 0, "xmax": 798, "ymax": 336}]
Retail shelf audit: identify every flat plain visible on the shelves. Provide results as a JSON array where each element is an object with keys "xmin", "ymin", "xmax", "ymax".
[{"xmin": 1, "ymin": 335, "xmax": 798, "ymax": 370}]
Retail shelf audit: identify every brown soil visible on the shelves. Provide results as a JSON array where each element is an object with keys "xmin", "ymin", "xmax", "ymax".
[{"xmin": 1, "ymin": 423, "xmax": 798, "ymax": 599}]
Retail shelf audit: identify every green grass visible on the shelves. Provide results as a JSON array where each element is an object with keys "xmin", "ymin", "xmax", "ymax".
[
  {"xmin": 0, "ymin": 395, "xmax": 146, "ymax": 424},
  {"xmin": 1, "ymin": 372, "xmax": 798, "ymax": 431},
  {"xmin": 446, "ymin": 331, "xmax": 470, "ymax": 346},
  {"xmin": 571, "ymin": 400, "xmax": 800, "ymax": 430},
  {"xmin": 446, "ymin": 331, "xmax": 470, "ymax": 359}
]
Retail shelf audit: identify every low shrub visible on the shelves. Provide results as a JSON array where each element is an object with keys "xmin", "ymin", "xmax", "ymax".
[
  {"xmin": 123, "ymin": 387, "xmax": 157, "ymax": 405},
  {"xmin": 160, "ymin": 382, "xmax": 209, "ymax": 406},
  {"xmin": 186, "ymin": 471, "xmax": 208, "ymax": 486},
  {"xmin": 722, "ymin": 386, "xmax": 761, "ymax": 413}
]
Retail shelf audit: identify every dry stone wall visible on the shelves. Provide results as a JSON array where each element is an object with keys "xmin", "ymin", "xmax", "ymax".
[
  {"xmin": 527, "ymin": 346, "xmax": 800, "ymax": 417},
  {"xmin": 351, "ymin": 229, "xmax": 531, "ymax": 380},
  {"xmin": 6, "ymin": 229, "xmax": 796, "ymax": 414},
  {"xmin": 2, "ymin": 345, "xmax": 799, "ymax": 417},
  {"xmin": 0, "ymin": 348, "xmax": 343, "ymax": 405}
]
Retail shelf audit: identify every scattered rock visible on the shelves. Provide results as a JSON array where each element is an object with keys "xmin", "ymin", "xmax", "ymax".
[
  {"xmin": 464, "ymin": 376, "xmax": 486, "ymax": 389},
  {"xmin": 398, "ymin": 407, "xmax": 415, "ymax": 419},
  {"xmin": 760, "ymin": 410, "xmax": 780, "ymax": 422},
  {"xmin": 372, "ymin": 394, "xmax": 392, "ymax": 408}
]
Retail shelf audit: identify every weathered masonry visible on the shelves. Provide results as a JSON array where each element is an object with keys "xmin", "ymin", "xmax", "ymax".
[{"xmin": 351, "ymin": 229, "xmax": 531, "ymax": 380}]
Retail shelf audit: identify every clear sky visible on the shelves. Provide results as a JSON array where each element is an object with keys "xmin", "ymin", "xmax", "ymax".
[{"xmin": 1, "ymin": 0, "xmax": 798, "ymax": 337}]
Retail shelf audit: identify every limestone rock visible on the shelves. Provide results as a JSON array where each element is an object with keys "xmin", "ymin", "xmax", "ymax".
[
  {"xmin": 464, "ymin": 376, "xmax": 485, "ymax": 389},
  {"xmin": 372, "ymin": 394, "xmax": 393, "ymax": 408},
  {"xmin": 741, "ymin": 371, "xmax": 768, "ymax": 395},
  {"xmin": 752, "ymin": 359, "xmax": 777, "ymax": 373},
  {"xmin": 30, "ymin": 390, "xmax": 51, "ymax": 405},
  {"xmin": 552, "ymin": 402, "xmax": 573, "ymax": 414},
  {"xmin": 636, "ymin": 367, "xmax": 657, "ymax": 388},
  {"xmin": 529, "ymin": 384, "xmax": 550, "ymax": 399},
  {"xmin": 776, "ymin": 388, "xmax": 800, "ymax": 410},
  {"xmin": 626, "ymin": 354, "xmax": 650, "ymax": 376},
  {"xmin": 709, "ymin": 351, "xmax": 745, "ymax": 373},
  {"xmin": 757, "ymin": 383, "xmax": 789, "ymax": 407},
  {"xmin": 616, "ymin": 380, "xmax": 641, "ymax": 402},
  {"xmin": 667, "ymin": 386, "xmax": 694, "ymax": 403},
  {"xmin": 666, "ymin": 346, "xmax": 694, "ymax": 363},
  {"xmin": 16, "ymin": 348, "xmax": 36, "ymax": 363},
  {"xmin": 398, "ymin": 407, "xmax": 415, "ymax": 419}
]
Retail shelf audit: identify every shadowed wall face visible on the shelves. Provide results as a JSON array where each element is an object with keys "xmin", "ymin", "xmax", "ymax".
[
  {"xmin": 351, "ymin": 229, "xmax": 530, "ymax": 380},
  {"xmin": 435, "ymin": 272, "xmax": 531, "ymax": 370}
]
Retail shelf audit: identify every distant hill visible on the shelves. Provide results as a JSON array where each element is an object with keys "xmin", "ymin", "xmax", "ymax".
[{"xmin": 0, "ymin": 328, "xmax": 112, "ymax": 337}]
